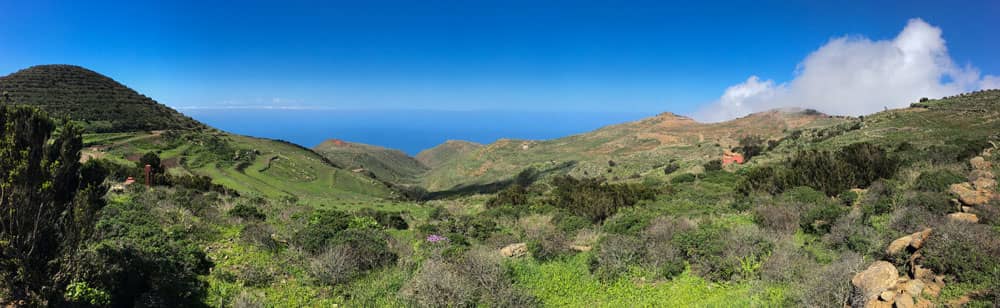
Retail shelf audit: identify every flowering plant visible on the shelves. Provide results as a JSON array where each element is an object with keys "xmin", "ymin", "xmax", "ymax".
[{"xmin": 426, "ymin": 234, "xmax": 448, "ymax": 243}]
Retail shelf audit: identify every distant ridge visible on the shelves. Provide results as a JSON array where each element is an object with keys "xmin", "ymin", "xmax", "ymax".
[
  {"xmin": 0, "ymin": 64, "xmax": 203, "ymax": 132},
  {"xmin": 416, "ymin": 140, "xmax": 484, "ymax": 169},
  {"xmin": 314, "ymin": 139, "xmax": 429, "ymax": 183}
]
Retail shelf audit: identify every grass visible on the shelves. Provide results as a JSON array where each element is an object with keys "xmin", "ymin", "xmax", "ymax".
[{"xmin": 510, "ymin": 253, "xmax": 787, "ymax": 307}]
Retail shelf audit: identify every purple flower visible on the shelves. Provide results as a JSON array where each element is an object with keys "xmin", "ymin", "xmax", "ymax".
[{"xmin": 426, "ymin": 234, "xmax": 448, "ymax": 243}]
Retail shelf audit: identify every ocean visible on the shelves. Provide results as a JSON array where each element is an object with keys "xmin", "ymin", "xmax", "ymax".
[{"xmin": 182, "ymin": 109, "xmax": 654, "ymax": 155}]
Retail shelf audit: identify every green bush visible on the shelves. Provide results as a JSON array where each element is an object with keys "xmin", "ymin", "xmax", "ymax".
[
  {"xmin": 905, "ymin": 191, "xmax": 953, "ymax": 216},
  {"xmin": 672, "ymin": 222, "xmax": 730, "ymax": 281},
  {"xmin": 703, "ymin": 159, "xmax": 723, "ymax": 172},
  {"xmin": 486, "ymin": 185, "xmax": 530, "ymax": 208},
  {"xmin": 552, "ymin": 211, "xmax": 591, "ymax": 233},
  {"xmin": 550, "ymin": 176, "xmax": 657, "ymax": 223},
  {"xmin": 738, "ymin": 142, "xmax": 898, "ymax": 196},
  {"xmin": 69, "ymin": 201, "xmax": 212, "ymax": 307},
  {"xmin": 229, "ymin": 204, "xmax": 266, "ymax": 221},
  {"xmin": 602, "ymin": 211, "xmax": 652, "ymax": 235},
  {"xmin": 294, "ymin": 210, "xmax": 352, "ymax": 254},
  {"xmin": 671, "ymin": 173, "xmax": 697, "ymax": 184},
  {"xmin": 592, "ymin": 234, "xmax": 645, "ymax": 281},
  {"xmin": 922, "ymin": 221, "xmax": 1000, "ymax": 285},
  {"xmin": 914, "ymin": 169, "xmax": 965, "ymax": 192}
]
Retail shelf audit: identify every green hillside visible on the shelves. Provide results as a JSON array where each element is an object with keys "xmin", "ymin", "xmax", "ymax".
[
  {"xmin": 0, "ymin": 65, "xmax": 203, "ymax": 132},
  {"xmin": 418, "ymin": 110, "xmax": 847, "ymax": 192},
  {"xmin": 313, "ymin": 139, "xmax": 429, "ymax": 184},
  {"xmin": 415, "ymin": 140, "xmax": 483, "ymax": 169}
]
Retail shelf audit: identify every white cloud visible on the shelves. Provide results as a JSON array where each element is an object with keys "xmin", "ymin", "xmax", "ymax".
[{"xmin": 696, "ymin": 18, "xmax": 999, "ymax": 122}]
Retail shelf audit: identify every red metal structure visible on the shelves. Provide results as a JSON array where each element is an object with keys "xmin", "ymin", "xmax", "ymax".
[{"xmin": 722, "ymin": 151, "xmax": 745, "ymax": 166}]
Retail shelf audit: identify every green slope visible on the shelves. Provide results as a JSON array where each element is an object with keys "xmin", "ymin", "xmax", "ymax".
[
  {"xmin": 417, "ymin": 110, "xmax": 847, "ymax": 192},
  {"xmin": 84, "ymin": 130, "xmax": 394, "ymax": 204},
  {"xmin": 313, "ymin": 139, "xmax": 429, "ymax": 184}
]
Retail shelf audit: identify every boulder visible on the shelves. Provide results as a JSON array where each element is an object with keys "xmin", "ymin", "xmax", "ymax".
[
  {"xmin": 851, "ymin": 261, "xmax": 899, "ymax": 307},
  {"xmin": 969, "ymin": 169, "xmax": 995, "ymax": 182},
  {"xmin": 970, "ymin": 156, "xmax": 991, "ymax": 171},
  {"xmin": 947, "ymin": 212, "xmax": 979, "ymax": 223},
  {"xmin": 886, "ymin": 235, "xmax": 913, "ymax": 256},
  {"xmin": 909, "ymin": 228, "xmax": 932, "ymax": 250},
  {"xmin": 894, "ymin": 293, "xmax": 915, "ymax": 308},
  {"xmin": 500, "ymin": 243, "xmax": 528, "ymax": 258},
  {"xmin": 950, "ymin": 183, "xmax": 991, "ymax": 206},
  {"xmin": 886, "ymin": 228, "xmax": 932, "ymax": 255},
  {"xmin": 898, "ymin": 279, "xmax": 925, "ymax": 298},
  {"xmin": 915, "ymin": 298, "xmax": 933, "ymax": 308},
  {"xmin": 973, "ymin": 177, "xmax": 997, "ymax": 190}
]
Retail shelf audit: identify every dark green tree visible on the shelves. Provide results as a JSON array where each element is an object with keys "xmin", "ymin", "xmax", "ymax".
[{"xmin": 0, "ymin": 105, "xmax": 104, "ymax": 303}]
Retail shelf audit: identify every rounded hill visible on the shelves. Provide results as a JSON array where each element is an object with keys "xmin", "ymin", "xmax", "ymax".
[{"xmin": 0, "ymin": 64, "xmax": 203, "ymax": 132}]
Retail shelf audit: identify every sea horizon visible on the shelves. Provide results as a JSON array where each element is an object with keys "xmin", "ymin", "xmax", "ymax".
[{"xmin": 183, "ymin": 108, "xmax": 655, "ymax": 155}]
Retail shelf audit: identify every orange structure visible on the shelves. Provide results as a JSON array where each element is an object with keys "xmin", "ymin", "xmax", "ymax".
[{"xmin": 722, "ymin": 151, "xmax": 745, "ymax": 166}]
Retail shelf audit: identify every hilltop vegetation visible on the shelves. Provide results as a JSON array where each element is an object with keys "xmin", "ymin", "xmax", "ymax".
[{"xmin": 0, "ymin": 65, "xmax": 203, "ymax": 132}]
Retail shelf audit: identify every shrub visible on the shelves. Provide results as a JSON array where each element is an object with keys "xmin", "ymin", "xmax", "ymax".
[
  {"xmin": 761, "ymin": 239, "xmax": 811, "ymax": 283},
  {"xmin": 552, "ymin": 211, "xmax": 591, "ymax": 233},
  {"xmin": 793, "ymin": 252, "xmax": 864, "ymax": 307},
  {"xmin": 229, "ymin": 204, "xmax": 266, "ymax": 221},
  {"xmin": 241, "ymin": 223, "xmax": 279, "ymax": 252},
  {"xmin": 922, "ymin": 221, "xmax": 1000, "ymax": 285},
  {"xmin": 703, "ymin": 159, "xmax": 723, "ymax": 172},
  {"xmin": 642, "ymin": 217, "xmax": 690, "ymax": 279},
  {"xmin": 737, "ymin": 135, "xmax": 766, "ymax": 160},
  {"xmin": 237, "ymin": 264, "xmax": 274, "ymax": 287},
  {"xmin": 904, "ymin": 191, "xmax": 953, "ymax": 216},
  {"xmin": 602, "ymin": 210, "xmax": 652, "ymax": 235},
  {"xmin": 356, "ymin": 209, "xmax": 409, "ymax": 230},
  {"xmin": 722, "ymin": 225, "xmax": 774, "ymax": 281},
  {"xmin": 753, "ymin": 204, "xmax": 801, "ymax": 234},
  {"xmin": 914, "ymin": 169, "xmax": 965, "ymax": 192},
  {"xmin": 404, "ymin": 260, "xmax": 475, "ymax": 307},
  {"xmin": 550, "ymin": 176, "xmax": 657, "ymax": 223},
  {"xmin": 837, "ymin": 190, "xmax": 859, "ymax": 206},
  {"xmin": 738, "ymin": 142, "xmax": 898, "ymax": 196},
  {"xmin": 310, "ymin": 245, "xmax": 360, "ymax": 285},
  {"xmin": 800, "ymin": 202, "xmax": 848, "ymax": 234},
  {"xmin": 294, "ymin": 210, "xmax": 352, "ymax": 253},
  {"xmin": 456, "ymin": 248, "xmax": 539, "ymax": 307},
  {"xmin": 672, "ymin": 222, "xmax": 729, "ymax": 281},
  {"xmin": 487, "ymin": 185, "xmax": 530, "ymax": 208},
  {"xmin": 671, "ymin": 173, "xmax": 697, "ymax": 184},
  {"xmin": 663, "ymin": 162, "xmax": 680, "ymax": 175},
  {"xmin": 593, "ymin": 234, "xmax": 645, "ymax": 281}
]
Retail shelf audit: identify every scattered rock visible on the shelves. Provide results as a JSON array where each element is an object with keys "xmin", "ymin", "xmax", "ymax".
[
  {"xmin": 569, "ymin": 245, "xmax": 592, "ymax": 252},
  {"xmin": 970, "ymin": 156, "xmax": 991, "ymax": 171},
  {"xmin": 914, "ymin": 298, "xmax": 933, "ymax": 308},
  {"xmin": 947, "ymin": 212, "xmax": 979, "ymax": 223},
  {"xmin": 969, "ymin": 169, "xmax": 995, "ymax": 182},
  {"xmin": 950, "ymin": 183, "xmax": 991, "ymax": 206},
  {"xmin": 972, "ymin": 177, "xmax": 997, "ymax": 190},
  {"xmin": 898, "ymin": 279, "xmax": 925, "ymax": 298},
  {"xmin": 894, "ymin": 293, "xmax": 915, "ymax": 308},
  {"xmin": 909, "ymin": 228, "xmax": 932, "ymax": 250},
  {"xmin": 500, "ymin": 243, "xmax": 528, "ymax": 258},
  {"xmin": 879, "ymin": 290, "xmax": 896, "ymax": 301},
  {"xmin": 886, "ymin": 228, "xmax": 932, "ymax": 255},
  {"xmin": 851, "ymin": 261, "xmax": 899, "ymax": 307},
  {"xmin": 886, "ymin": 235, "xmax": 913, "ymax": 256}
]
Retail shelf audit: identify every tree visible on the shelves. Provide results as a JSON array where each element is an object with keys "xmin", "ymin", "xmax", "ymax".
[
  {"xmin": 737, "ymin": 135, "xmax": 766, "ymax": 160},
  {"xmin": 0, "ymin": 105, "xmax": 104, "ymax": 303}
]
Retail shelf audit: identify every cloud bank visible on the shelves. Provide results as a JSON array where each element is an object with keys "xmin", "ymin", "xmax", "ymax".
[{"xmin": 696, "ymin": 18, "xmax": 999, "ymax": 122}]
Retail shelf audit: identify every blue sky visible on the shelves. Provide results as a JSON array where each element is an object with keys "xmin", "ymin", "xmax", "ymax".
[{"xmin": 1, "ymin": 0, "xmax": 998, "ymax": 116}]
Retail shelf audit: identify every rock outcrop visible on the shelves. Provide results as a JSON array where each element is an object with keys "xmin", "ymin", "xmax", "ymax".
[
  {"xmin": 886, "ymin": 228, "xmax": 932, "ymax": 256},
  {"xmin": 500, "ymin": 243, "xmax": 528, "ymax": 258}
]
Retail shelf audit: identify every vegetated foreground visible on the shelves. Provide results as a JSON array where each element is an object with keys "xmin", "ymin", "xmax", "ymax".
[{"xmin": 1, "ymin": 65, "xmax": 999, "ymax": 307}]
